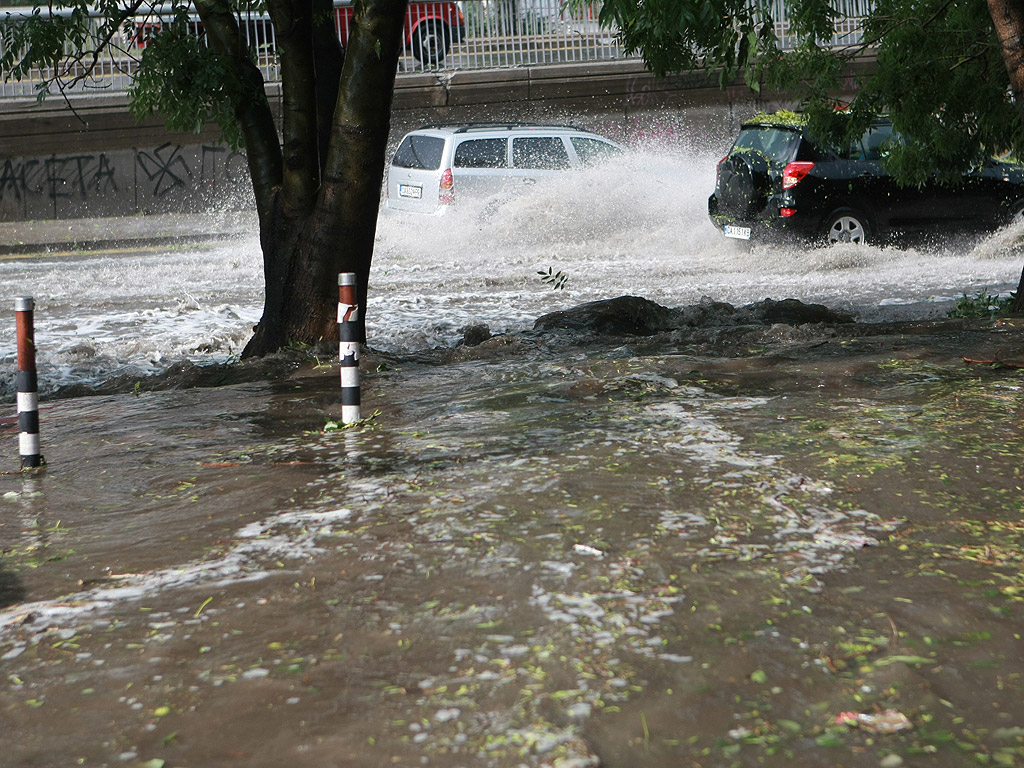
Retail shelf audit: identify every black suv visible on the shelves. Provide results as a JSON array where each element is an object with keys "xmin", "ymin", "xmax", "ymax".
[{"xmin": 708, "ymin": 116, "xmax": 1024, "ymax": 246}]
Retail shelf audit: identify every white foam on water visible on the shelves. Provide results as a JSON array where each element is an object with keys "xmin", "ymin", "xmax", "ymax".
[{"xmin": 0, "ymin": 507, "xmax": 353, "ymax": 636}]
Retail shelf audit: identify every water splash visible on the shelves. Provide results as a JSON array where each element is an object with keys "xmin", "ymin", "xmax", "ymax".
[{"xmin": 0, "ymin": 148, "xmax": 1021, "ymax": 393}]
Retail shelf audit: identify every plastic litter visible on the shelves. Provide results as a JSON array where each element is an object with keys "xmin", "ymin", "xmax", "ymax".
[{"xmin": 835, "ymin": 710, "xmax": 912, "ymax": 734}]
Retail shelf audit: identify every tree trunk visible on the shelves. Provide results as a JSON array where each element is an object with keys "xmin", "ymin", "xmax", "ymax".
[
  {"xmin": 243, "ymin": 0, "xmax": 408, "ymax": 356},
  {"xmin": 987, "ymin": 0, "xmax": 1024, "ymax": 312},
  {"xmin": 1013, "ymin": 258, "xmax": 1024, "ymax": 314}
]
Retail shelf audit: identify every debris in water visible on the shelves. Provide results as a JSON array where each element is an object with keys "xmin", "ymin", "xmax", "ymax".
[
  {"xmin": 572, "ymin": 543, "xmax": 604, "ymax": 557},
  {"xmin": 835, "ymin": 710, "xmax": 912, "ymax": 733}
]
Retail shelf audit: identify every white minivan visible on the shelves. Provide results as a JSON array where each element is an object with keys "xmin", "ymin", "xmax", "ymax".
[{"xmin": 385, "ymin": 123, "xmax": 625, "ymax": 213}]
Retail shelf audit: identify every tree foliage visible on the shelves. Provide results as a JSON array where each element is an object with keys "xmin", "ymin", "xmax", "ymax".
[
  {"xmin": 588, "ymin": 0, "xmax": 1024, "ymax": 185},
  {"xmin": 0, "ymin": 0, "xmax": 139, "ymax": 92},
  {"xmin": 128, "ymin": 5, "xmax": 253, "ymax": 148},
  {"xmin": 1, "ymin": 0, "xmax": 408, "ymax": 355}
]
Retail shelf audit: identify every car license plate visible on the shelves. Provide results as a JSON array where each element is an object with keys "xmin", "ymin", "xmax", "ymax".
[
  {"xmin": 724, "ymin": 224, "xmax": 751, "ymax": 240},
  {"xmin": 398, "ymin": 184, "xmax": 422, "ymax": 199}
]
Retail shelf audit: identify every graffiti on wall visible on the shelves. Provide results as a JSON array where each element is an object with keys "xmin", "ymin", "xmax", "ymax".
[
  {"xmin": 0, "ymin": 143, "xmax": 250, "ymax": 220},
  {"xmin": 0, "ymin": 153, "xmax": 119, "ymax": 203}
]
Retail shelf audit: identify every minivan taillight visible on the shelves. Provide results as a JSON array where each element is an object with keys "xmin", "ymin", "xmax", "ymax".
[
  {"xmin": 439, "ymin": 169, "xmax": 454, "ymax": 205},
  {"xmin": 783, "ymin": 161, "xmax": 814, "ymax": 189}
]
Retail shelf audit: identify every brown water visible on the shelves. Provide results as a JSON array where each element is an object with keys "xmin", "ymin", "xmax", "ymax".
[{"xmin": 3, "ymin": 316, "xmax": 1024, "ymax": 768}]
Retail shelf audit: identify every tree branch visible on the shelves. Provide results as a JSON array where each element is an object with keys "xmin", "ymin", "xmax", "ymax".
[
  {"xmin": 266, "ymin": 0, "xmax": 321, "ymax": 214},
  {"xmin": 194, "ymin": 0, "xmax": 283, "ymax": 222},
  {"xmin": 312, "ymin": 0, "xmax": 345, "ymax": 172},
  {"xmin": 987, "ymin": 0, "xmax": 1024, "ymax": 109}
]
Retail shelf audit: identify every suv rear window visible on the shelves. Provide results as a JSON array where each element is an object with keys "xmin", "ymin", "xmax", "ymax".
[
  {"xmin": 850, "ymin": 123, "xmax": 895, "ymax": 161},
  {"xmin": 733, "ymin": 127, "xmax": 801, "ymax": 164},
  {"xmin": 392, "ymin": 134, "xmax": 445, "ymax": 170},
  {"xmin": 454, "ymin": 138, "xmax": 508, "ymax": 168}
]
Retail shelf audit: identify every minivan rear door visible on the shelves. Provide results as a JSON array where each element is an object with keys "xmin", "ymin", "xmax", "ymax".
[
  {"xmin": 508, "ymin": 136, "xmax": 572, "ymax": 185},
  {"xmin": 451, "ymin": 137, "xmax": 512, "ymax": 199}
]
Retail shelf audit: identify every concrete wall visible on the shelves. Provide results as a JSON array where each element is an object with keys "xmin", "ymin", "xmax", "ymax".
[
  {"xmin": 0, "ymin": 142, "xmax": 253, "ymax": 221},
  {"xmin": 0, "ymin": 60, "xmax": 776, "ymax": 222}
]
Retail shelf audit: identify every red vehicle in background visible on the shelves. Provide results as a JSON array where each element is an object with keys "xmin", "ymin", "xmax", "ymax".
[
  {"xmin": 335, "ymin": 0, "xmax": 464, "ymax": 64},
  {"xmin": 136, "ymin": 1, "xmax": 465, "ymax": 65}
]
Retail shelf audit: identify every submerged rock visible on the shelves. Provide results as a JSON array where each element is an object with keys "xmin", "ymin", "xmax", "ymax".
[
  {"xmin": 534, "ymin": 295, "xmax": 854, "ymax": 338},
  {"xmin": 534, "ymin": 295, "xmax": 677, "ymax": 336},
  {"xmin": 744, "ymin": 297, "xmax": 855, "ymax": 325},
  {"xmin": 460, "ymin": 323, "xmax": 492, "ymax": 346}
]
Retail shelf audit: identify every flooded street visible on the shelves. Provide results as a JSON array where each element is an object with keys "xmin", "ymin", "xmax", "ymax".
[
  {"xmin": 0, "ymin": 146, "xmax": 1021, "ymax": 393},
  {"xmin": 2, "ymin": 144, "xmax": 1024, "ymax": 767}
]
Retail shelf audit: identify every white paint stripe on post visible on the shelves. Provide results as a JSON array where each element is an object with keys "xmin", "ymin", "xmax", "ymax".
[
  {"xmin": 16, "ymin": 391, "xmax": 38, "ymax": 412},
  {"xmin": 19, "ymin": 432, "xmax": 40, "ymax": 457},
  {"xmin": 338, "ymin": 273, "xmax": 361, "ymax": 424},
  {"xmin": 15, "ymin": 295, "xmax": 42, "ymax": 468}
]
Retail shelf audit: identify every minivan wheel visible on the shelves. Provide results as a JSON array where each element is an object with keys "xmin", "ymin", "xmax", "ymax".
[{"xmin": 824, "ymin": 209, "xmax": 871, "ymax": 245}]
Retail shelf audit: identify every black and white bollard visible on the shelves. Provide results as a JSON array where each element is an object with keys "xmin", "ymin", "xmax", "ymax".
[
  {"xmin": 338, "ymin": 273, "xmax": 361, "ymax": 424},
  {"xmin": 15, "ymin": 296, "xmax": 42, "ymax": 468}
]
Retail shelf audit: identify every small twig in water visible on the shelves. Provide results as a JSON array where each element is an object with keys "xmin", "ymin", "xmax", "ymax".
[{"xmin": 963, "ymin": 355, "xmax": 1024, "ymax": 369}]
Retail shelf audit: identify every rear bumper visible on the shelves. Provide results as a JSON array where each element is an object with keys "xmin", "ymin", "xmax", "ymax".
[
  {"xmin": 384, "ymin": 197, "xmax": 447, "ymax": 215},
  {"xmin": 708, "ymin": 193, "xmax": 820, "ymax": 243}
]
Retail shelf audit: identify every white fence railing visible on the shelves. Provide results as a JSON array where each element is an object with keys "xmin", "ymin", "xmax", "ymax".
[
  {"xmin": 0, "ymin": 1, "xmax": 870, "ymax": 100},
  {"xmin": 768, "ymin": 0, "xmax": 874, "ymax": 49}
]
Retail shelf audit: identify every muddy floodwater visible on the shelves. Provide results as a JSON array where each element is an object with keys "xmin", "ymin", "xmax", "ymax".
[{"xmin": 2, "ymin": 144, "xmax": 1024, "ymax": 767}]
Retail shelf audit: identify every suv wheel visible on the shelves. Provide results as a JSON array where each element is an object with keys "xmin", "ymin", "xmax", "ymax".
[
  {"xmin": 717, "ymin": 153, "xmax": 771, "ymax": 218},
  {"xmin": 824, "ymin": 209, "xmax": 871, "ymax": 245}
]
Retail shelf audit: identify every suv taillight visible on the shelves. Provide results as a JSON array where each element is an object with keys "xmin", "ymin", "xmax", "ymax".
[
  {"xmin": 783, "ymin": 161, "xmax": 814, "ymax": 189},
  {"xmin": 439, "ymin": 168, "xmax": 454, "ymax": 205}
]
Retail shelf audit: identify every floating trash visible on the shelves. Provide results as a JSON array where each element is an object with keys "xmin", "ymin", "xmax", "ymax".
[{"xmin": 835, "ymin": 710, "xmax": 913, "ymax": 734}]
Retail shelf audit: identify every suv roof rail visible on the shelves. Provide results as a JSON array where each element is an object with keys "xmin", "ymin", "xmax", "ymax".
[{"xmin": 415, "ymin": 121, "xmax": 585, "ymax": 133}]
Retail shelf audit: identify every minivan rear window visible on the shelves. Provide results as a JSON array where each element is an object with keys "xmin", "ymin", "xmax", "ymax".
[
  {"xmin": 571, "ymin": 137, "xmax": 622, "ymax": 166},
  {"xmin": 733, "ymin": 128, "xmax": 801, "ymax": 164},
  {"xmin": 454, "ymin": 139, "xmax": 508, "ymax": 168},
  {"xmin": 512, "ymin": 137, "xmax": 571, "ymax": 170},
  {"xmin": 392, "ymin": 135, "xmax": 445, "ymax": 170}
]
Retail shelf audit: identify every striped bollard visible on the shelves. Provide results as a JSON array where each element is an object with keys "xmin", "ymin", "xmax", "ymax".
[
  {"xmin": 15, "ymin": 296, "xmax": 42, "ymax": 468},
  {"xmin": 338, "ymin": 273, "xmax": 361, "ymax": 424}
]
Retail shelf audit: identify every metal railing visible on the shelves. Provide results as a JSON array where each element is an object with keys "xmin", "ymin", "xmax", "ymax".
[
  {"xmin": 0, "ymin": 1, "xmax": 870, "ymax": 100},
  {"xmin": 768, "ymin": 0, "xmax": 874, "ymax": 49}
]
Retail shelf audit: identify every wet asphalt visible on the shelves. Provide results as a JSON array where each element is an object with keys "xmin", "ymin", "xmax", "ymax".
[{"xmin": 0, "ymin": 211, "xmax": 256, "ymax": 256}]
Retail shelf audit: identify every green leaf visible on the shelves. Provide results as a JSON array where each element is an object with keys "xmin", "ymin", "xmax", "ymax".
[{"xmin": 875, "ymin": 655, "xmax": 935, "ymax": 667}]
